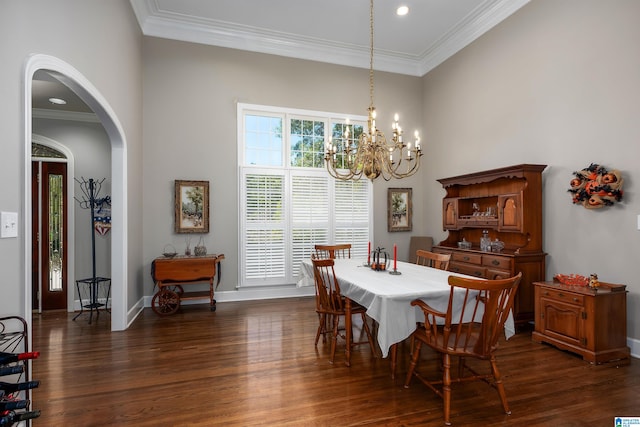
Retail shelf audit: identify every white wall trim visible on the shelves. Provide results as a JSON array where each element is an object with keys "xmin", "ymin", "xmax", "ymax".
[
  {"xmin": 628, "ymin": 337, "xmax": 640, "ymax": 360},
  {"xmin": 127, "ymin": 296, "xmax": 145, "ymax": 327},
  {"xmin": 23, "ymin": 54, "xmax": 129, "ymax": 332},
  {"xmin": 143, "ymin": 286, "xmax": 314, "ymax": 309},
  {"xmin": 130, "ymin": 0, "xmax": 529, "ymax": 77},
  {"xmin": 32, "ymin": 108, "xmax": 99, "ymax": 123}
]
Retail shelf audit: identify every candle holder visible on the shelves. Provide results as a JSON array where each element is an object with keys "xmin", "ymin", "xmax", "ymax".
[
  {"xmin": 370, "ymin": 247, "xmax": 389, "ymax": 272},
  {"xmin": 389, "ymin": 268, "xmax": 401, "ymax": 275}
]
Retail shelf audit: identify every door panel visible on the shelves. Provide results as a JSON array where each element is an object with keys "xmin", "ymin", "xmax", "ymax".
[{"xmin": 32, "ymin": 161, "xmax": 68, "ymax": 310}]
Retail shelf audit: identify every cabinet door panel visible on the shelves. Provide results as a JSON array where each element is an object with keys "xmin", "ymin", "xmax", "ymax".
[
  {"xmin": 540, "ymin": 297, "xmax": 583, "ymax": 347},
  {"xmin": 443, "ymin": 198, "xmax": 457, "ymax": 230},
  {"xmin": 498, "ymin": 193, "xmax": 522, "ymax": 231}
]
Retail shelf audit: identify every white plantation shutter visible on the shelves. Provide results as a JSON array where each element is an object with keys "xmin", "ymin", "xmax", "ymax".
[
  {"xmin": 243, "ymin": 173, "xmax": 286, "ymax": 284},
  {"xmin": 239, "ymin": 104, "xmax": 371, "ymax": 287},
  {"xmin": 291, "ymin": 173, "xmax": 329, "ymax": 277},
  {"xmin": 335, "ymin": 179, "xmax": 371, "ymax": 260}
]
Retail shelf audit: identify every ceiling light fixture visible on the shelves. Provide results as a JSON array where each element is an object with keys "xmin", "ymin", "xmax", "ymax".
[
  {"xmin": 325, "ymin": 0, "xmax": 422, "ymax": 181},
  {"xmin": 48, "ymin": 97, "xmax": 67, "ymax": 105},
  {"xmin": 396, "ymin": 5, "xmax": 409, "ymax": 16}
]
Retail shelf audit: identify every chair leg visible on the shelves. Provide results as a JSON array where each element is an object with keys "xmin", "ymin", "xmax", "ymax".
[
  {"xmin": 315, "ymin": 313, "xmax": 325, "ymax": 346},
  {"xmin": 490, "ymin": 356, "xmax": 511, "ymax": 415},
  {"xmin": 404, "ymin": 340, "xmax": 422, "ymax": 388},
  {"xmin": 442, "ymin": 353, "xmax": 452, "ymax": 426},
  {"xmin": 330, "ymin": 314, "xmax": 340, "ymax": 364},
  {"xmin": 390, "ymin": 344, "xmax": 397, "ymax": 380},
  {"xmin": 458, "ymin": 356, "xmax": 466, "ymax": 378},
  {"xmin": 360, "ymin": 313, "xmax": 376, "ymax": 356}
]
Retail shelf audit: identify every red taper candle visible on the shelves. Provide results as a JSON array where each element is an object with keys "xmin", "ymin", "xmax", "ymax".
[{"xmin": 393, "ymin": 244, "xmax": 397, "ymax": 270}]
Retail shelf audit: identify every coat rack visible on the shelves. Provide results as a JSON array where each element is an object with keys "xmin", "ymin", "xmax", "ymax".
[{"xmin": 73, "ymin": 177, "xmax": 111, "ymax": 323}]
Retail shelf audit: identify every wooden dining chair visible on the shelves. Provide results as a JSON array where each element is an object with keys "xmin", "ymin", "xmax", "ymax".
[
  {"xmin": 311, "ymin": 258, "xmax": 375, "ymax": 364},
  {"xmin": 415, "ymin": 249, "xmax": 451, "ymax": 270},
  {"xmin": 314, "ymin": 244, "xmax": 351, "ymax": 260},
  {"xmin": 404, "ymin": 272, "xmax": 522, "ymax": 426},
  {"xmin": 412, "ymin": 249, "xmax": 450, "ymax": 338}
]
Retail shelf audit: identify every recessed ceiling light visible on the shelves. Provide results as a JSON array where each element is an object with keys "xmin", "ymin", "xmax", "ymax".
[
  {"xmin": 48, "ymin": 97, "xmax": 67, "ymax": 105},
  {"xmin": 396, "ymin": 5, "xmax": 409, "ymax": 16}
]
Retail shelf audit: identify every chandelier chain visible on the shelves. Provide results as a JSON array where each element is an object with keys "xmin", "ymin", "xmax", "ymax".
[{"xmin": 369, "ymin": 0, "xmax": 375, "ymax": 110}]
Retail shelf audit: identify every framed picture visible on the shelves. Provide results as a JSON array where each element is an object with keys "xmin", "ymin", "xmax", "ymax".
[
  {"xmin": 388, "ymin": 188, "xmax": 412, "ymax": 232},
  {"xmin": 175, "ymin": 180, "xmax": 209, "ymax": 233}
]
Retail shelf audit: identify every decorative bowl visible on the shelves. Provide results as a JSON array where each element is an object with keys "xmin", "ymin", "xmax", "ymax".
[{"xmin": 162, "ymin": 244, "xmax": 177, "ymax": 258}]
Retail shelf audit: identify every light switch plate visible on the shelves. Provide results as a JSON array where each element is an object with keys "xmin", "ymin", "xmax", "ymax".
[{"xmin": 1, "ymin": 211, "xmax": 18, "ymax": 238}]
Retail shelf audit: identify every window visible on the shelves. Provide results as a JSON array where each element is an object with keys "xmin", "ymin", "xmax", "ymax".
[{"xmin": 239, "ymin": 104, "xmax": 372, "ymax": 287}]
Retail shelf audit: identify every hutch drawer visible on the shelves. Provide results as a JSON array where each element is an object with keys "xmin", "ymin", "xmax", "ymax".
[
  {"xmin": 482, "ymin": 254, "xmax": 513, "ymax": 270},
  {"xmin": 451, "ymin": 252, "xmax": 482, "ymax": 265}
]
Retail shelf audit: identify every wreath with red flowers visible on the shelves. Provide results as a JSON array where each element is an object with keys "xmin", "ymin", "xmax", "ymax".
[{"xmin": 568, "ymin": 163, "xmax": 624, "ymax": 209}]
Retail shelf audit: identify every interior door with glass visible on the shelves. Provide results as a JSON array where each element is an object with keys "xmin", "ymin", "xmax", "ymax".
[{"xmin": 32, "ymin": 161, "xmax": 68, "ymax": 311}]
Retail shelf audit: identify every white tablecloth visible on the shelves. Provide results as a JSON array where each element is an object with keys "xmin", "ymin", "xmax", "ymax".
[{"xmin": 300, "ymin": 258, "xmax": 515, "ymax": 358}]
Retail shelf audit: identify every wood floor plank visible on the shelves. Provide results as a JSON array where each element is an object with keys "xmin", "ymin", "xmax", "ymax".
[{"xmin": 31, "ymin": 297, "xmax": 639, "ymax": 426}]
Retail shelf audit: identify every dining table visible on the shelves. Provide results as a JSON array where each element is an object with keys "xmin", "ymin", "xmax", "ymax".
[{"xmin": 299, "ymin": 258, "xmax": 515, "ymax": 373}]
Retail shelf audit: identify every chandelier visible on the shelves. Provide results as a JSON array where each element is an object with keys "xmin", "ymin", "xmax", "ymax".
[{"xmin": 325, "ymin": 0, "xmax": 422, "ymax": 181}]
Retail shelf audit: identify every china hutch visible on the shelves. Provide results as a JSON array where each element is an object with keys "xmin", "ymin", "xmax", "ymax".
[{"xmin": 432, "ymin": 164, "xmax": 547, "ymax": 327}]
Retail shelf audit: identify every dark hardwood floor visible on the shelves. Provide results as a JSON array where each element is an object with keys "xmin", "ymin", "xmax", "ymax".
[{"xmin": 31, "ymin": 297, "xmax": 639, "ymax": 426}]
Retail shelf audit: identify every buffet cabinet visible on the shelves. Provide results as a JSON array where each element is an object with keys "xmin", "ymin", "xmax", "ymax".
[
  {"xmin": 433, "ymin": 164, "xmax": 547, "ymax": 327},
  {"xmin": 531, "ymin": 280, "xmax": 630, "ymax": 364}
]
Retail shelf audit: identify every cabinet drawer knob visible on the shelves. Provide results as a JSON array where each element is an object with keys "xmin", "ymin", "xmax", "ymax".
[
  {"xmin": 491, "ymin": 260, "xmax": 500, "ymax": 266},
  {"xmin": 558, "ymin": 292, "xmax": 564, "ymax": 297},
  {"xmin": 463, "ymin": 256, "xmax": 470, "ymax": 261},
  {"xmin": 573, "ymin": 297, "xmax": 579, "ymax": 302}
]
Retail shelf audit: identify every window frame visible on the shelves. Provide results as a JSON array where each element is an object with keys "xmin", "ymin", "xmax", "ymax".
[{"xmin": 238, "ymin": 103, "xmax": 372, "ymax": 287}]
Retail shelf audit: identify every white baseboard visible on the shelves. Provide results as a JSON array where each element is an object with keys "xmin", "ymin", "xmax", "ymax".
[
  {"xmin": 127, "ymin": 297, "xmax": 145, "ymax": 327},
  {"xmin": 142, "ymin": 285, "xmax": 314, "ymax": 308},
  {"xmin": 628, "ymin": 336, "xmax": 640, "ymax": 359}
]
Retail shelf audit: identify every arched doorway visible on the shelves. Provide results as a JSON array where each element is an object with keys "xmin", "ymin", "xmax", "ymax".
[{"xmin": 24, "ymin": 54, "xmax": 128, "ymax": 331}]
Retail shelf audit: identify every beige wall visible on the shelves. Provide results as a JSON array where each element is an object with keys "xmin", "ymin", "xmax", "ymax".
[
  {"xmin": 141, "ymin": 38, "xmax": 424, "ymax": 294},
  {"xmin": 0, "ymin": 0, "xmax": 143, "ymax": 326},
  {"xmin": 420, "ymin": 0, "xmax": 640, "ymax": 339},
  {"xmin": 2, "ymin": 0, "xmax": 637, "ymax": 348}
]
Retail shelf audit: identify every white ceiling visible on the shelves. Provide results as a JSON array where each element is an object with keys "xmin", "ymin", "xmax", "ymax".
[
  {"xmin": 32, "ymin": 0, "xmax": 530, "ymax": 114},
  {"xmin": 130, "ymin": 0, "xmax": 530, "ymax": 76}
]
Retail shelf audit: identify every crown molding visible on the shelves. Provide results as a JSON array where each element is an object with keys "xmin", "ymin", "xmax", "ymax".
[
  {"xmin": 418, "ymin": 0, "xmax": 531, "ymax": 75},
  {"xmin": 33, "ymin": 108, "xmax": 100, "ymax": 123},
  {"xmin": 131, "ymin": 0, "xmax": 529, "ymax": 77}
]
